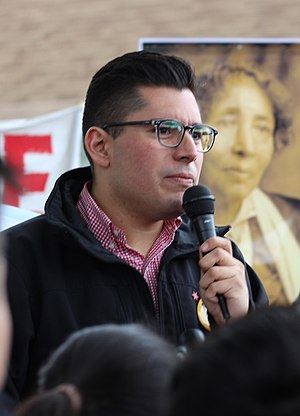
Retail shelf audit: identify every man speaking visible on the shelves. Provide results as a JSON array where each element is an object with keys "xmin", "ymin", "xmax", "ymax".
[{"xmin": 3, "ymin": 50, "xmax": 268, "ymax": 403}]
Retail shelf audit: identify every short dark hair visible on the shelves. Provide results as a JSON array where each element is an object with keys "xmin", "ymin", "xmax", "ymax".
[
  {"xmin": 82, "ymin": 51, "xmax": 196, "ymax": 162},
  {"xmin": 196, "ymin": 65, "xmax": 293, "ymax": 151},
  {"xmin": 167, "ymin": 305, "xmax": 300, "ymax": 416},
  {"xmin": 15, "ymin": 324, "xmax": 177, "ymax": 416}
]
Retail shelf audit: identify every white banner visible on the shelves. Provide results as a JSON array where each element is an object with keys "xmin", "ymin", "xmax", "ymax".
[
  {"xmin": 0, "ymin": 204, "xmax": 38, "ymax": 231},
  {"xmin": 0, "ymin": 103, "xmax": 84, "ymax": 213}
]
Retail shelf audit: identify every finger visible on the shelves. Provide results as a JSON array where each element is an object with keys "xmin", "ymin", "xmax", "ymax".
[
  {"xmin": 200, "ymin": 264, "xmax": 245, "ymax": 293},
  {"xmin": 198, "ymin": 291, "xmax": 225, "ymax": 324},
  {"xmin": 199, "ymin": 248, "xmax": 238, "ymax": 273},
  {"xmin": 200, "ymin": 236, "xmax": 232, "ymax": 256}
]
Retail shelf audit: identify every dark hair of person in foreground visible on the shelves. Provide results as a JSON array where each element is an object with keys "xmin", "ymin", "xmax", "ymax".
[
  {"xmin": 14, "ymin": 323, "xmax": 177, "ymax": 416},
  {"xmin": 167, "ymin": 305, "xmax": 300, "ymax": 416}
]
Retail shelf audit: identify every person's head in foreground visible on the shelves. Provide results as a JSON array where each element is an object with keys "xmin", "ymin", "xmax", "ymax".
[
  {"xmin": 167, "ymin": 305, "xmax": 300, "ymax": 416},
  {"xmin": 0, "ymin": 159, "xmax": 16, "ymax": 389},
  {"xmin": 15, "ymin": 323, "xmax": 177, "ymax": 416}
]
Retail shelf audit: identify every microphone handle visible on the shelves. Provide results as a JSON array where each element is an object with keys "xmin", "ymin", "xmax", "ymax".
[
  {"xmin": 218, "ymin": 294, "xmax": 230, "ymax": 321},
  {"xmin": 192, "ymin": 217, "xmax": 231, "ymax": 322},
  {"xmin": 192, "ymin": 214, "xmax": 216, "ymax": 245}
]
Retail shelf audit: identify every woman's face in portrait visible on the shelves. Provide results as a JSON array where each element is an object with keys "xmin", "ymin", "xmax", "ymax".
[{"xmin": 201, "ymin": 73, "xmax": 275, "ymax": 206}]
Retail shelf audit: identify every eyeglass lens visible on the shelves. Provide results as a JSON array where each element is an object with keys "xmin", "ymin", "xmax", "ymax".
[{"xmin": 157, "ymin": 120, "xmax": 214, "ymax": 151}]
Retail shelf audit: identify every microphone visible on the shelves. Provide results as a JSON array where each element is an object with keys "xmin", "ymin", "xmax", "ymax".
[
  {"xmin": 176, "ymin": 328, "xmax": 205, "ymax": 358},
  {"xmin": 182, "ymin": 184, "xmax": 230, "ymax": 321}
]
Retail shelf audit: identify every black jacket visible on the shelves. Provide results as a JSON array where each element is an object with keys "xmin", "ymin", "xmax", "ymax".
[{"xmin": 4, "ymin": 167, "xmax": 268, "ymax": 402}]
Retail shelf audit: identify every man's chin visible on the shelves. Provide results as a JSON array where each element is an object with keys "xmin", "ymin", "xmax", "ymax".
[{"xmin": 164, "ymin": 200, "xmax": 185, "ymax": 219}]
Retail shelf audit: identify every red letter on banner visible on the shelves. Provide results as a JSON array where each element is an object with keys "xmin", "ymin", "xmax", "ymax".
[{"xmin": 3, "ymin": 134, "xmax": 52, "ymax": 207}]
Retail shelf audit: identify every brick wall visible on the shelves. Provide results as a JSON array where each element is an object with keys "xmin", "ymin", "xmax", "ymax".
[{"xmin": 1, "ymin": 0, "xmax": 300, "ymax": 118}]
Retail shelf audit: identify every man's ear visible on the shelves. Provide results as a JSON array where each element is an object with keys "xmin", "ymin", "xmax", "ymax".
[{"xmin": 84, "ymin": 127, "xmax": 111, "ymax": 168}]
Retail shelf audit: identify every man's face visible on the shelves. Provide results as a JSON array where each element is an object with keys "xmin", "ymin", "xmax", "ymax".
[
  {"xmin": 106, "ymin": 86, "xmax": 203, "ymax": 222},
  {"xmin": 201, "ymin": 73, "xmax": 275, "ymax": 204}
]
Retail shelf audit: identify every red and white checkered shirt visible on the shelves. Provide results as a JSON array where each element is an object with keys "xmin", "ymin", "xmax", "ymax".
[{"xmin": 76, "ymin": 182, "xmax": 182, "ymax": 314}]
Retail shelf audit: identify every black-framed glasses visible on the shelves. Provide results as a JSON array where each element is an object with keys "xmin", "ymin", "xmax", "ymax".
[{"xmin": 102, "ymin": 119, "xmax": 218, "ymax": 153}]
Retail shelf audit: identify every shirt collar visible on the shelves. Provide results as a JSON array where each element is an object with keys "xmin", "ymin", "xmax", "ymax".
[{"xmin": 77, "ymin": 181, "xmax": 182, "ymax": 243}]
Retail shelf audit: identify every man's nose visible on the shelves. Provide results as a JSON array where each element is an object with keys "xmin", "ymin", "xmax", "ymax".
[{"xmin": 174, "ymin": 130, "xmax": 199, "ymax": 162}]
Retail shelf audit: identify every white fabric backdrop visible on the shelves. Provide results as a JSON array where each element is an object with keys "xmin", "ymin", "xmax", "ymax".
[{"xmin": 0, "ymin": 103, "xmax": 85, "ymax": 213}]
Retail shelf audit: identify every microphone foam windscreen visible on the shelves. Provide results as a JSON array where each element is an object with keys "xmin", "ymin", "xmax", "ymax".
[{"xmin": 182, "ymin": 185, "xmax": 215, "ymax": 219}]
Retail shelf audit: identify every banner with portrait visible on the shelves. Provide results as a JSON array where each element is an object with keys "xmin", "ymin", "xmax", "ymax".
[{"xmin": 139, "ymin": 38, "xmax": 300, "ymax": 306}]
